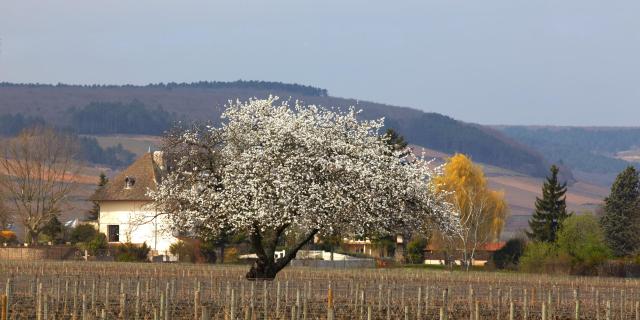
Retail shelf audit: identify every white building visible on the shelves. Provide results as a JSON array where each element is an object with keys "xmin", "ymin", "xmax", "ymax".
[{"xmin": 91, "ymin": 152, "xmax": 177, "ymax": 257}]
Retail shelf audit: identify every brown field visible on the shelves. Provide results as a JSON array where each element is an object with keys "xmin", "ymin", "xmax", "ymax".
[
  {"xmin": 85, "ymin": 135, "xmax": 163, "ymax": 157},
  {"xmin": 0, "ymin": 261, "xmax": 639, "ymax": 319}
]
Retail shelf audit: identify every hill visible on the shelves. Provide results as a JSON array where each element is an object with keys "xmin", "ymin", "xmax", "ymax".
[
  {"xmin": 0, "ymin": 82, "xmax": 550, "ymax": 178},
  {"xmin": 496, "ymin": 126, "xmax": 640, "ymax": 185}
]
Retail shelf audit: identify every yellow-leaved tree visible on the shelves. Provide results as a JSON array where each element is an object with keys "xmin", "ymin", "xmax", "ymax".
[{"xmin": 433, "ymin": 153, "xmax": 508, "ymax": 269}]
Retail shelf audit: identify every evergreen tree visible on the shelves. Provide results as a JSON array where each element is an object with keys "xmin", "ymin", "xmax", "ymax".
[
  {"xmin": 384, "ymin": 128, "xmax": 410, "ymax": 159},
  {"xmin": 600, "ymin": 166, "xmax": 640, "ymax": 256},
  {"xmin": 527, "ymin": 165, "xmax": 571, "ymax": 242},
  {"xmin": 87, "ymin": 173, "xmax": 108, "ymax": 221}
]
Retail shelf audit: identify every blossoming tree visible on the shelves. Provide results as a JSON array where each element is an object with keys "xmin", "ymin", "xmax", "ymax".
[{"xmin": 151, "ymin": 97, "xmax": 459, "ymax": 279}]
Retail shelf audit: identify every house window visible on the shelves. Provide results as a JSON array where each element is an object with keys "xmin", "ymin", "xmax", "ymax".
[{"xmin": 108, "ymin": 225, "xmax": 120, "ymax": 242}]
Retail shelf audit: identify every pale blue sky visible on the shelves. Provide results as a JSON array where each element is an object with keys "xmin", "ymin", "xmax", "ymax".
[{"xmin": 1, "ymin": 0, "xmax": 639, "ymax": 126}]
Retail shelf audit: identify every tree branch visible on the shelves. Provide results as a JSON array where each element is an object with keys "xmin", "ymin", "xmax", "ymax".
[{"xmin": 275, "ymin": 228, "xmax": 319, "ymax": 272}]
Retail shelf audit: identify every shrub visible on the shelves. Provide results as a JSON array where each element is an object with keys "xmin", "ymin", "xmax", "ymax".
[
  {"xmin": 199, "ymin": 239, "xmax": 218, "ymax": 263},
  {"xmin": 491, "ymin": 237, "xmax": 527, "ymax": 269},
  {"xmin": 224, "ymin": 247, "xmax": 240, "ymax": 263},
  {"xmin": 170, "ymin": 241, "xmax": 197, "ymax": 263},
  {"xmin": 557, "ymin": 214, "xmax": 611, "ymax": 275},
  {"xmin": 40, "ymin": 216, "xmax": 64, "ymax": 244},
  {"xmin": 519, "ymin": 241, "xmax": 557, "ymax": 273},
  {"xmin": 114, "ymin": 242, "xmax": 150, "ymax": 262},
  {"xmin": 405, "ymin": 236, "xmax": 428, "ymax": 264},
  {"xmin": 0, "ymin": 230, "xmax": 17, "ymax": 244},
  {"xmin": 70, "ymin": 224, "xmax": 99, "ymax": 244},
  {"xmin": 78, "ymin": 233, "xmax": 108, "ymax": 255}
]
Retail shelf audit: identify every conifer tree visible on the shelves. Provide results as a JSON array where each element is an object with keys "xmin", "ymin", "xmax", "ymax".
[
  {"xmin": 527, "ymin": 165, "xmax": 571, "ymax": 242},
  {"xmin": 600, "ymin": 166, "xmax": 640, "ymax": 256},
  {"xmin": 384, "ymin": 128, "xmax": 410, "ymax": 159},
  {"xmin": 87, "ymin": 172, "xmax": 108, "ymax": 221}
]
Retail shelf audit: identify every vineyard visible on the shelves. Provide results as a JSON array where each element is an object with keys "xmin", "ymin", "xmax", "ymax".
[{"xmin": 0, "ymin": 261, "xmax": 639, "ymax": 319}]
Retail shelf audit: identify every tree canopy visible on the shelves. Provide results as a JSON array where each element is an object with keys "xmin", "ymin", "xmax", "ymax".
[
  {"xmin": 433, "ymin": 153, "xmax": 508, "ymax": 267},
  {"xmin": 527, "ymin": 165, "xmax": 571, "ymax": 243},
  {"xmin": 600, "ymin": 166, "xmax": 640, "ymax": 256},
  {"xmin": 151, "ymin": 97, "xmax": 459, "ymax": 279}
]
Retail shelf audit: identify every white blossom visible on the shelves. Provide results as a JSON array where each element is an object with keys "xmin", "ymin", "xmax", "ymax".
[{"xmin": 150, "ymin": 96, "xmax": 459, "ymax": 244}]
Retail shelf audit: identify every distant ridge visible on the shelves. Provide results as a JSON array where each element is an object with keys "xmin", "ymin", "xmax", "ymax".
[
  {"xmin": 0, "ymin": 80, "xmax": 329, "ymax": 97},
  {"xmin": 0, "ymin": 81, "xmax": 550, "ymax": 178}
]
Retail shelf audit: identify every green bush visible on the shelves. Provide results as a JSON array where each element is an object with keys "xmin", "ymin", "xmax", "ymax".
[
  {"xmin": 491, "ymin": 237, "xmax": 527, "ymax": 269},
  {"xmin": 405, "ymin": 236, "xmax": 428, "ymax": 264},
  {"xmin": 70, "ymin": 224, "xmax": 99, "ymax": 244},
  {"xmin": 557, "ymin": 214, "xmax": 611, "ymax": 275},
  {"xmin": 199, "ymin": 239, "xmax": 218, "ymax": 263},
  {"xmin": 40, "ymin": 216, "xmax": 64, "ymax": 244},
  {"xmin": 78, "ymin": 233, "xmax": 108, "ymax": 255},
  {"xmin": 114, "ymin": 242, "xmax": 150, "ymax": 262},
  {"xmin": 169, "ymin": 241, "xmax": 197, "ymax": 263},
  {"xmin": 519, "ymin": 241, "xmax": 557, "ymax": 273}
]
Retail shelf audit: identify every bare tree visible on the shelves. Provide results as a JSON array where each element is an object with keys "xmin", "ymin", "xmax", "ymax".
[
  {"xmin": 0, "ymin": 127, "xmax": 82, "ymax": 244},
  {"xmin": 0, "ymin": 190, "xmax": 9, "ymax": 229}
]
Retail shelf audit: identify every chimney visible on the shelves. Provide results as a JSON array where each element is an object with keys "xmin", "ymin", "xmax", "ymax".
[{"xmin": 153, "ymin": 151, "xmax": 165, "ymax": 171}]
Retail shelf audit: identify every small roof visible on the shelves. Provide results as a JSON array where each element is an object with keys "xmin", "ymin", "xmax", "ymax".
[{"xmin": 91, "ymin": 153, "xmax": 162, "ymax": 201}]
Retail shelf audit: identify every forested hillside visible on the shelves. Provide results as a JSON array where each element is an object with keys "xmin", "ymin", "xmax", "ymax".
[
  {"xmin": 497, "ymin": 126, "xmax": 640, "ymax": 176},
  {"xmin": 0, "ymin": 81, "xmax": 549, "ymax": 177}
]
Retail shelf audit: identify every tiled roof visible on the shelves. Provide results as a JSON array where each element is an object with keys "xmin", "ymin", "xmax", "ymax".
[{"xmin": 91, "ymin": 153, "xmax": 162, "ymax": 201}]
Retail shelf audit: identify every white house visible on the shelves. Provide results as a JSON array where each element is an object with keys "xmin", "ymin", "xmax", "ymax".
[{"xmin": 91, "ymin": 151, "xmax": 177, "ymax": 256}]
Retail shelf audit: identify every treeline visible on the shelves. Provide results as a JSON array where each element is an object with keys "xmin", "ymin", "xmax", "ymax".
[
  {"xmin": 498, "ymin": 126, "xmax": 640, "ymax": 174},
  {"xmin": 78, "ymin": 137, "xmax": 135, "ymax": 168},
  {"xmin": 0, "ymin": 80, "xmax": 329, "ymax": 97},
  {"xmin": 399, "ymin": 113, "xmax": 551, "ymax": 178},
  {"xmin": 69, "ymin": 100, "xmax": 175, "ymax": 135},
  {"xmin": 0, "ymin": 114, "xmax": 135, "ymax": 168},
  {"xmin": 0, "ymin": 114, "xmax": 46, "ymax": 136}
]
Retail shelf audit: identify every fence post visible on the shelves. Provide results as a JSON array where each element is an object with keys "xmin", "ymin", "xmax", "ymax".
[
  {"xmin": 1, "ymin": 295, "xmax": 7, "ymax": 320},
  {"xmin": 596, "ymin": 289, "xmax": 600, "ymax": 320},
  {"xmin": 230, "ymin": 288, "xmax": 236, "ymax": 320},
  {"xmin": 4, "ymin": 278, "xmax": 11, "ymax": 320},
  {"xmin": 327, "ymin": 285, "xmax": 334, "ymax": 320},
  {"xmin": 468, "ymin": 287, "xmax": 474, "ymax": 320},
  {"xmin": 44, "ymin": 294, "xmax": 48, "ymax": 320},
  {"xmin": 195, "ymin": 290, "xmax": 201, "ymax": 320},
  {"xmin": 497, "ymin": 288, "xmax": 502, "ymax": 320},
  {"xmin": 574, "ymin": 288, "xmax": 580, "ymax": 320},
  {"xmin": 442, "ymin": 288, "xmax": 448, "ymax": 320},
  {"xmin": 135, "ymin": 281, "xmax": 140, "ymax": 320},
  {"xmin": 474, "ymin": 300, "xmax": 479, "ymax": 320},
  {"xmin": 263, "ymin": 281, "xmax": 268, "ymax": 320},
  {"xmin": 523, "ymin": 288, "xmax": 528, "ymax": 320},
  {"xmin": 202, "ymin": 306, "xmax": 209, "ymax": 320},
  {"xmin": 82, "ymin": 294, "xmax": 87, "ymax": 320},
  {"xmin": 509, "ymin": 301, "xmax": 514, "ymax": 320},
  {"xmin": 119, "ymin": 293, "xmax": 126, "ymax": 320},
  {"xmin": 160, "ymin": 292, "xmax": 165, "ymax": 320},
  {"xmin": 276, "ymin": 282, "xmax": 281, "ymax": 318}
]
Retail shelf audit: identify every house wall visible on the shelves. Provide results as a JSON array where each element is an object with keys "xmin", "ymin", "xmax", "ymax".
[{"xmin": 98, "ymin": 200, "xmax": 177, "ymax": 255}]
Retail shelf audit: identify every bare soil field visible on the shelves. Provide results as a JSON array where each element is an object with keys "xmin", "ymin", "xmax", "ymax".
[{"xmin": 0, "ymin": 261, "xmax": 639, "ymax": 319}]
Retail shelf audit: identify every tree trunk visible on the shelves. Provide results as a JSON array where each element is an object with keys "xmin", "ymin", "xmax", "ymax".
[
  {"xmin": 246, "ymin": 228, "xmax": 319, "ymax": 280},
  {"xmin": 28, "ymin": 229, "xmax": 39, "ymax": 246}
]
